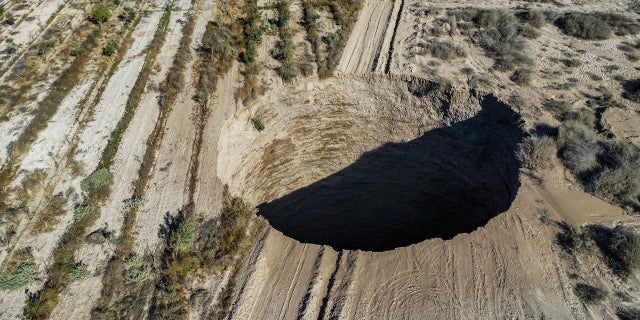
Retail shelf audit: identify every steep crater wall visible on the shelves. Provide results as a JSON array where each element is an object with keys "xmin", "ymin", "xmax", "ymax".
[{"xmin": 218, "ymin": 75, "xmax": 524, "ymax": 251}]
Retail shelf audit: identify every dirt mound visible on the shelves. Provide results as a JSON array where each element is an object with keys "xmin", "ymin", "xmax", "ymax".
[{"xmin": 218, "ymin": 75, "xmax": 524, "ymax": 251}]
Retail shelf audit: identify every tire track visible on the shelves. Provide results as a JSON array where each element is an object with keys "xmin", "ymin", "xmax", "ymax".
[{"xmin": 384, "ymin": 0, "xmax": 404, "ymax": 74}]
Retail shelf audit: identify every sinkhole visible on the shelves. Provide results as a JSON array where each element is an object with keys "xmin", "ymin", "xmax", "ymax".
[{"xmin": 218, "ymin": 76, "xmax": 524, "ymax": 251}]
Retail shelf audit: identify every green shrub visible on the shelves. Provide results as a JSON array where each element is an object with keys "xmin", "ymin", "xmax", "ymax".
[
  {"xmin": 573, "ymin": 283, "xmax": 607, "ymax": 304},
  {"xmin": 102, "ymin": 40, "xmax": 119, "ymax": 56},
  {"xmin": 251, "ymin": 118, "xmax": 265, "ymax": 132},
  {"xmin": 277, "ymin": 62, "xmax": 298, "ymax": 82},
  {"xmin": 0, "ymin": 264, "xmax": 37, "ymax": 290},
  {"xmin": 518, "ymin": 136, "xmax": 556, "ymax": 171},
  {"xmin": 119, "ymin": 6, "xmax": 136, "ymax": 24},
  {"xmin": 4, "ymin": 12, "xmax": 15, "ymax": 26},
  {"xmin": 274, "ymin": 0, "xmax": 291, "ymax": 29},
  {"xmin": 555, "ymin": 13, "xmax": 612, "ymax": 40},
  {"xmin": 90, "ymin": 4, "xmax": 112, "ymax": 25},
  {"xmin": 126, "ymin": 264, "xmax": 149, "ymax": 283},
  {"xmin": 169, "ymin": 220, "xmax": 195, "ymax": 251},
  {"xmin": 271, "ymin": 39, "xmax": 295, "ymax": 61},
  {"xmin": 81, "ymin": 168, "xmax": 113, "ymax": 192},
  {"xmin": 68, "ymin": 263, "xmax": 89, "ymax": 281},
  {"xmin": 74, "ymin": 205, "xmax": 100, "ymax": 221}
]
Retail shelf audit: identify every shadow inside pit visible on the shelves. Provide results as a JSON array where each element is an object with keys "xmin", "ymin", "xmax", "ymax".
[{"xmin": 259, "ymin": 96, "xmax": 525, "ymax": 251}]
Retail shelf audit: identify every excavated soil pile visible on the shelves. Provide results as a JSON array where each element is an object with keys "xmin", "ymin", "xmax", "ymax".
[{"xmin": 218, "ymin": 75, "xmax": 524, "ymax": 251}]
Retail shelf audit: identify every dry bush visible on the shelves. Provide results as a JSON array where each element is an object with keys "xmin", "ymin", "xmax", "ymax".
[
  {"xmin": 419, "ymin": 41, "xmax": 466, "ymax": 60},
  {"xmin": 519, "ymin": 9, "xmax": 546, "ymax": 28},
  {"xmin": 617, "ymin": 307, "xmax": 640, "ymax": 320},
  {"xmin": 573, "ymin": 283, "xmax": 607, "ymax": 304},
  {"xmin": 559, "ymin": 115, "xmax": 640, "ymax": 211},
  {"xmin": 520, "ymin": 24, "xmax": 540, "ymax": 39},
  {"xmin": 564, "ymin": 109, "xmax": 596, "ymax": 127},
  {"xmin": 510, "ymin": 68, "xmax": 533, "ymax": 85},
  {"xmin": 564, "ymin": 58, "xmax": 582, "ymax": 68},
  {"xmin": 594, "ymin": 13, "xmax": 640, "ymax": 36},
  {"xmin": 589, "ymin": 225, "xmax": 640, "ymax": 279},
  {"xmin": 460, "ymin": 9, "xmax": 532, "ymax": 71},
  {"xmin": 588, "ymin": 141, "xmax": 640, "ymax": 210},
  {"xmin": 32, "ymin": 195, "xmax": 66, "ymax": 234},
  {"xmin": 558, "ymin": 121, "xmax": 601, "ymax": 174},
  {"xmin": 518, "ymin": 136, "xmax": 556, "ymax": 171},
  {"xmin": 622, "ymin": 79, "xmax": 640, "ymax": 103},
  {"xmin": 556, "ymin": 222, "xmax": 598, "ymax": 254},
  {"xmin": 555, "ymin": 13, "xmax": 612, "ymax": 40}
]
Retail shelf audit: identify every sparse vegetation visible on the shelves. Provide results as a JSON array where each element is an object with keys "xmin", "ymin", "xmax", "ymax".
[
  {"xmin": 303, "ymin": 0, "xmax": 363, "ymax": 78},
  {"xmin": 271, "ymin": 0, "xmax": 298, "ymax": 81},
  {"xmin": 518, "ymin": 136, "xmax": 556, "ymax": 171},
  {"xmin": 573, "ymin": 283, "xmax": 607, "ymax": 304}
]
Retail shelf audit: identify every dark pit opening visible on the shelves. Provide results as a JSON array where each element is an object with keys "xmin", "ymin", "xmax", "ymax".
[{"xmin": 259, "ymin": 96, "xmax": 524, "ymax": 251}]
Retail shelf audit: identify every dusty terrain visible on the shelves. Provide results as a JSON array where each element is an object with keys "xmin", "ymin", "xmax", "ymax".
[{"xmin": 0, "ymin": 0, "xmax": 639, "ymax": 319}]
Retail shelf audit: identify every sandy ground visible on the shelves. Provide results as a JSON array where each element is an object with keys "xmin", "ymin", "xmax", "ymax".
[
  {"xmin": 223, "ymin": 1, "xmax": 640, "ymax": 319},
  {"xmin": 51, "ymin": 4, "xmax": 197, "ymax": 319},
  {"xmin": 0, "ymin": 0, "xmax": 65, "ymax": 72},
  {"xmin": 0, "ymin": 2, "xmax": 89, "ymax": 165},
  {"xmin": 0, "ymin": 9, "xmax": 165, "ymax": 319},
  {"xmin": 228, "ymin": 174, "xmax": 628, "ymax": 319},
  {"xmin": 133, "ymin": 0, "xmax": 213, "ymax": 255}
]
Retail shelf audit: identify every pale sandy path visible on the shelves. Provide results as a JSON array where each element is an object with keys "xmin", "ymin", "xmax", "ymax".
[{"xmin": 337, "ymin": 0, "xmax": 394, "ymax": 74}]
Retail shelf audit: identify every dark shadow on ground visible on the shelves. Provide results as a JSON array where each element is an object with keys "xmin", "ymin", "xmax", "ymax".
[{"xmin": 259, "ymin": 95, "xmax": 524, "ymax": 251}]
